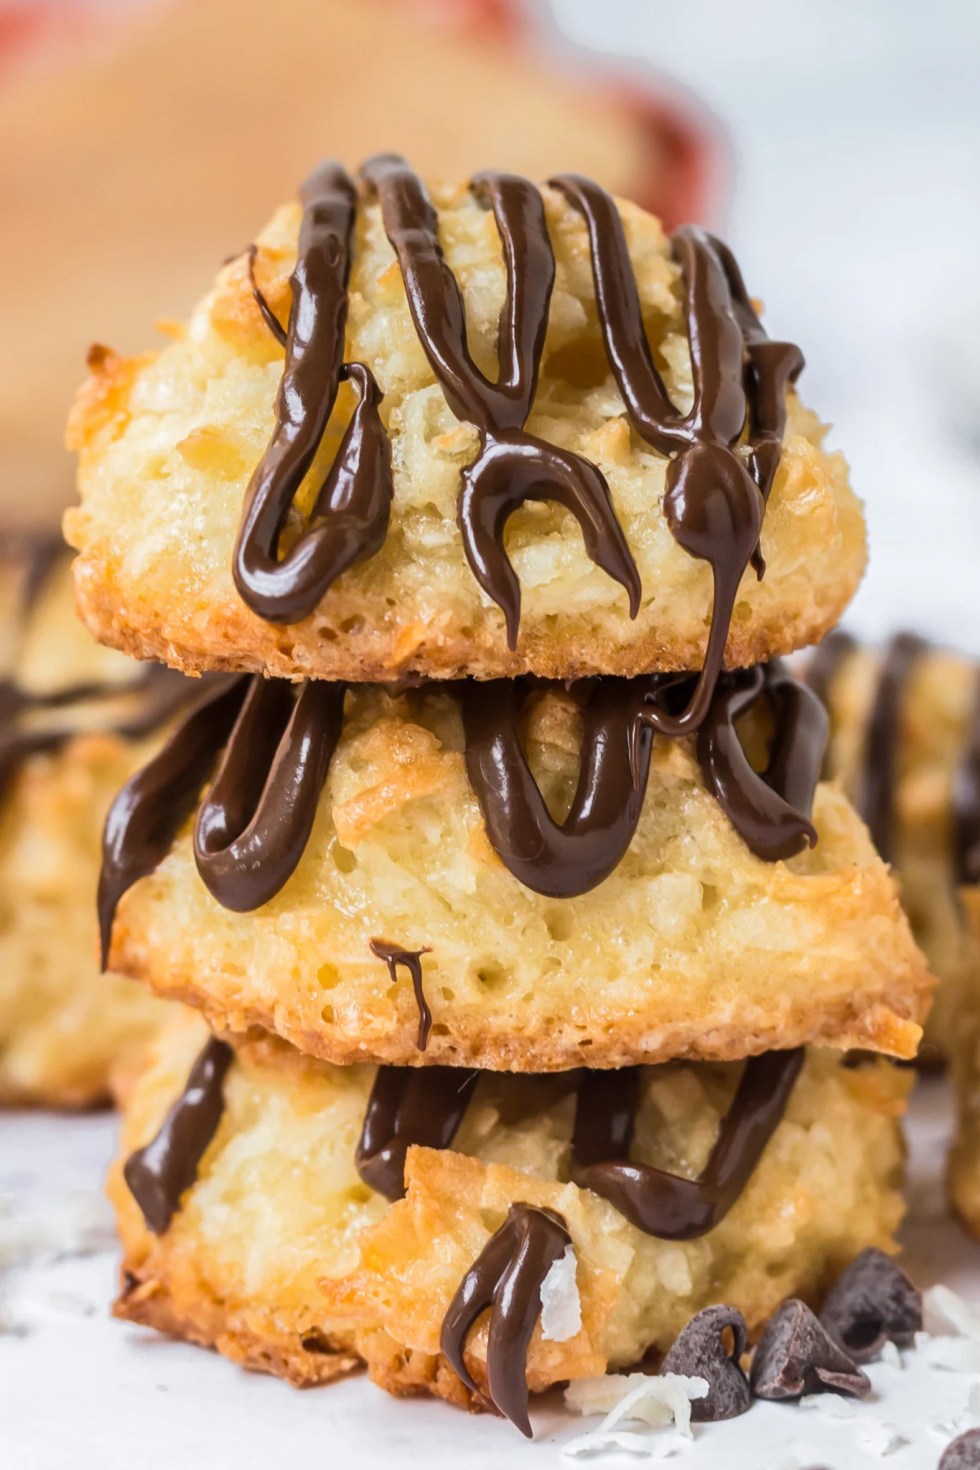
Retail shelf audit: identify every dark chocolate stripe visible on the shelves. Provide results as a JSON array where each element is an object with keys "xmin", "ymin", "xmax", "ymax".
[
  {"xmin": 355, "ymin": 1064, "xmax": 479, "ymax": 1200},
  {"xmin": 97, "ymin": 675, "xmax": 248, "ymax": 966},
  {"xmin": 369, "ymin": 938, "xmax": 433, "ymax": 1051},
  {"xmin": 361, "ymin": 154, "xmax": 640, "ymax": 648},
  {"xmin": 803, "ymin": 629, "xmax": 857, "ymax": 719},
  {"xmin": 461, "ymin": 677, "xmax": 654, "ymax": 898},
  {"xmin": 570, "ymin": 1048, "xmax": 804, "ymax": 1239},
  {"xmin": 98, "ymin": 666, "xmax": 826, "ymax": 954},
  {"xmin": 123, "ymin": 1036, "xmax": 233, "ymax": 1234},
  {"xmin": 233, "ymin": 161, "xmax": 392, "ymax": 623},
  {"xmin": 955, "ymin": 671, "xmax": 980, "ymax": 886},
  {"xmin": 230, "ymin": 158, "xmax": 803, "ymax": 668},
  {"xmin": 193, "ymin": 678, "xmax": 344, "ymax": 911},
  {"xmin": 856, "ymin": 633, "xmax": 927, "ymax": 862},
  {"xmin": 551, "ymin": 176, "xmax": 802, "ymax": 735},
  {"xmin": 440, "ymin": 1202, "xmax": 571, "ymax": 1437},
  {"xmin": 696, "ymin": 664, "xmax": 826, "ymax": 861}
]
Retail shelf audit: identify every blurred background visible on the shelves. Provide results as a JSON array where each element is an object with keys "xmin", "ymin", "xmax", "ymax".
[{"xmin": 2, "ymin": 0, "xmax": 978, "ymax": 644}]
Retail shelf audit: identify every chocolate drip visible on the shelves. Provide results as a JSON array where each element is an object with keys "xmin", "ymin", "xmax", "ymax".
[
  {"xmin": 570, "ymin": 1048, "xmax": 804, "ymax": 1239},
  {"xmin": 194, "ymin": 678, "xmax": 344, "ymax": 911},
  {"xmin": 551, "ymin": 175, "xmax": 803, "ymax": 734},
  {"xmin": 369, "ymin": 938, "xmax": 433, "ymax": 1050},
  {"xmin": 803, "ymin": 629, "xmax": 857, "ymax": 718},
  {"xmin": 697, "ymin": 664, "xmax": 826, "ymax": 861},
  {"xmin": 439, "ymin": 1202, "xmax": 571, "ymax": 1437},
  {"xmin": 355, "ymin": 1064, "xmax": 479, "ymax": 1200},
  {"xmin": 856, "ymin": 633, "xmax": 927, "ymax": 862},
  {"xmin": 955, "ymin": 672, "xmax": 980, "ymax": 885},
  {"xmin": 123, "ymin": 1036, "xmax": 233, "ymax": 1234},
  {"xmin": 360, "ymin": 154, "xmax": 640, "ymax": 648},
  {"xmin": 98, "ymin": 675, "xmax": 248, "ymax": 966},
  {"xmin": 0, "ymin": 540, "xmax": 196, "ymax": 801},
  {"xmin": 233, "ymin": 161, "xmax": 392, "ymax": 623},
  {"xmin": 461, "ymin": 677, "xmax": 654, "ymax": 897},
  {"xmin": 246, "ymin": 245, "xmax": 287, "ymax": 346}
]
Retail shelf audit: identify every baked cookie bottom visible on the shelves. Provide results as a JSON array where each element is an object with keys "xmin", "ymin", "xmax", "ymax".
[
  {"xmin": 111, "ymin": 1013, "xmax": 908, "ymax": 1410},
  {"xmin": 946, "ymin": 890, "xmax": 980, "ymax": 1232},
  {"xmin": 811, "ymin": 640, "xmax": 980, "ymax": 1059},
  {"xmin": 0, "ymin": 733, "xmax": 166, "ymax": 1107},
  {"xmin": 66, "ymin": 185, "xmax": 866, "ymax": 684},
  {"xmin": 106, "ymin": 683, "xmax": 932, "ymax": 1071}
]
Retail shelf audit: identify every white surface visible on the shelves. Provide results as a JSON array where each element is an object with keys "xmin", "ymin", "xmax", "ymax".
[
  {"xmin": 550, "ymin": 0, "xmax": 980, "ymax": 650},
  {"xmin": 1, "ymin": 1080, "xmax": 979, "ymax": 1468}
]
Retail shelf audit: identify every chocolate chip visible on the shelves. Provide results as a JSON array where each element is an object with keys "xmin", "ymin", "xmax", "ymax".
[
  {"xmin": 750, "ymin": 1298, "xmax": 870, "ymax": 1400},
  {"xmin": 659, "ymin": 1304, "xmax": 751, "ymax": 1421},
  {"xmin": 941, "ymin": 1429, "xmax": 980, "ymax": 1469},
  {"xmin": 819, "ymin": 1247, "xmax": 921, "ymax": 1362}
]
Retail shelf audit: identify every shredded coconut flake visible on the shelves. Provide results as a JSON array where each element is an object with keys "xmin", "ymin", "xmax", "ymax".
[
  {"xmin": 924, "ymin": 1284, "xmax": 980, "ymax": 1341},
  {"xmin": 0, "ymin": 1191, "xmax": 113, "ymax": 1270},
  {"xmin": 540, "ymin": 1244, "xmax": 582, "ymax": 1343},
  {"xmin": 855, "ymin": 1419, "xmax": 909, "ymax": 1456},
  {"xmin": 921, "ymin": 1335, "xmax": 980, "ymax": 1373},
  {"xmin": 562, "ymin": 1371, "xmax": 708, "ymax": 1457}
]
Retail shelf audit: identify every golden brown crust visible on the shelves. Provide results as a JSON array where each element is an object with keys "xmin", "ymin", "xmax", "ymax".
[
  {"xmin": 114, "ymin": 1268, "xmax": 361, "ymax": 1388},
  {"xmin": 816, "ymin": 642, "xmax": 980, "ymax": 1057},
  {"xmin": 106, "ymin": 683, "xmax": 932, "ymax": 1071},
  {"xmin": 110, "ymin": 1014, "xmax": 910, "ymax": 1408},
  {"xmin": 66, "ymin": 186, "xmax": 866, "ymax": 683},
  {"xmin": 946, "ymin": 890, "xmax": 980, "ymax": 1233}
]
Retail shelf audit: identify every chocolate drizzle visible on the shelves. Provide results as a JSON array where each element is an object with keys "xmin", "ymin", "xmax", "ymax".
[
  {"xmin": 802, "ymin": 629, "xmax": 856, "ymax": 714},
  {"xmin": 806, "ymin": 630, "xmax": 980, "ymax": 887},
  {"xmin": 570, "ymin": 1048, "xmax": 804, "ymax": 1238},
  {"xmin": 97, "ymin": 665, "xmax": 827, "ymax": 959},
  {"xmin": 369, "ymin": 938, "xmax": 433, "ymax": 1050},
  {"xmin": 461, "ymin": 677, "xmax": 654, "ymax": 897},
  {"xmin": 357, "ymin": 1044, "xmax": 802, "ymax": 1243},
  {"xmin": 805, "ymin": 629, "xmax": 926, "ymax": 863},
  {"xmin": 98, "ymin": 675, "xmax": 248, "ymax": 966},
  {"xmin": 233, "ymin": 162, "xmax": 392, "ymax": 623},
  {"xmin": 551, "ymin": 175, "xmax": 804, "ymax": 734},
  {"xmin": 194, "ymin": 678, "xmax": 344, "ymax": 911},
  {"xmin": 697, "ymin": 663, "xmax": 826, "ymax": 861},
  {"xmin": 0, "ymin": 539, "xmax": 196, "ymax": 804},
  {"xmin": 439, "ymin": 1202, "xmax": 571, "ymax": 1437},
  {"xmin": 361, "ymin": 154, "xmax": 640, "ymax": 648},
  {"xmin": 232, "ymin": 156, "xmax": 801, "ymax": 680},
  {"xmin": 857, "ymin": 633, "xmax": 927, "ymax": 862},
  {"xmin": 123, "ymin": 1036, "xmax": 233, "ymax": 1234},
  {"xmin": 355, "ymin": 1064, "xmax": 478, "ymax": 1199}
]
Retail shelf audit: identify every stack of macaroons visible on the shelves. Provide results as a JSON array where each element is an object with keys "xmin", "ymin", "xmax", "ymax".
[
  {"xmin": 0, "ymin": 534, "xmax": 187, "ymax": 1106},
  {"xmin": 66, "ymin": 155, "xmax": 935, "ymax": 1435}
]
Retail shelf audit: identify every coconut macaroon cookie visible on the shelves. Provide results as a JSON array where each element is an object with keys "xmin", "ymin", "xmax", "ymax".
[
  {"xmin": 0, "ymin": 533, "xmax": 190, "ymax": 1106},
  {"xmin": 111, "ymin": 1010, "xmax": 908, "ymax": 1429},
  {"xmin": 98, "ymin": 666, "xmax": 932, "ymax": 1072},
  {"xmin": 65, "ymin": 156, "xmax": 866, "ymax": 688},
  {"xmin": 804, "ymin": 632, "xmax": 980, "ymax": 1057}
]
